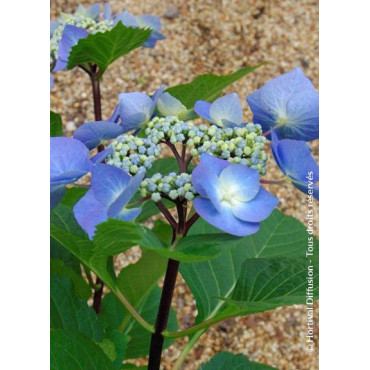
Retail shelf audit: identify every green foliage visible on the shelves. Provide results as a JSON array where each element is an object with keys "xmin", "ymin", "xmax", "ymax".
[
  {"xmin": 214, "ymin": 257, "xmax": 318, "ymax": 320},
  {"xmin": 147, "ymin": 158, "xmax": 180, "ymax": 176},
  {"xmin": 180, "ymin": 210, "xmax": 319, "ymax": 324},
  {"xmin": 50, "ymin": 111, "xmax": 63, "ymax": 137},
  {"xmin": 50, "ymin": 274, "xmax": 103, "ymax": 341},
  {"xmin": 165, "ymin": 64, "xmax": 263, "ymax": 118},
  {"xmin": 200, "ymin": 352, "xmax": 277, "ymax": 370},
  {"xmin": 100, "ymin": 251, "xmax": 177, "ymax": 359},
  {"xmin": 97, "ymin": 331, "xmax": 129, "ymax": 369},
  {"xmin": 50, "ymin": 204, "xmax": 163, "ymax": 289},
  {"xmin": 50, "ymin": 259, "xmax": 91, "ymax": 299},
  {"xmin": 50, "ymin": 329, "xmax": 114, "ymax": 369},
  {"xmin": 67, "ymin": 22, "xmax": 152, "ymax": 76}
]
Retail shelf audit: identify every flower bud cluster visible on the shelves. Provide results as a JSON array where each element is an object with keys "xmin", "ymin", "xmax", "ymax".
[
  {"xmin": 50, "ymin": 14, "xmax": 114, "ymax": 62},
  {"xmin": 144, "ymin": 116, "xmax": 268, "ymax": 175},
  {"xmin": 140, "ymin": 172, "xmax": 197, "ymax": 202},
  {"xmin": 106, "ymin": 134, "xmax": 161, "ymax": 175}
]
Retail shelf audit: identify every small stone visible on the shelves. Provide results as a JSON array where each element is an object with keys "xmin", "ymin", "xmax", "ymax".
[{"xmin": 163, "ymin": 6, "xmax": 179, "ymax": 19}]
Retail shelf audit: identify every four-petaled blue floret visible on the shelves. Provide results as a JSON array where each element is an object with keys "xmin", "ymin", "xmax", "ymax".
[{"xmin": 192, "ymin": 153, "xmax": 278, "ymax": 237}]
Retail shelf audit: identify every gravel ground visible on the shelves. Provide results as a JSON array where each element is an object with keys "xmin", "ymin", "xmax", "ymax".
[{"xmin": 51, "ymin": 1, "xmax": 319, "ymax": 369}]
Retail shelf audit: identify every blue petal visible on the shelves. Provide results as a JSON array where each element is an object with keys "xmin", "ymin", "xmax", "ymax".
[
  {"xmin": 50, "ymin": 20, "xmax": 59, "ymax": 38},
  {"xmin": 117, "ymin": 92, "xmax": 153, "ymax": 131},
  {"xmin": 276, "ymin": 139, "xmax": 319, "ymax": 183},
  {"xmin": 50, "ymin": 185, "xmax": 66, "ymax": 210},
  {"xmin": 91, "ymin": 147, "xmax": 114, "ymax": 164},
  {"xmin": 73, "ymin": 189, "xmax": 107, "ymax": 240},
  {"xmin": 209, "ymin": 93, "xmax": 243, "ymax": 127},
  {"xmin": 103, "ymin": 3, "xmax": 112, "ymax": 20},
  {"xmin": 90, "ymin": 164, "xmax": 131, "ymax": 208},
  {"xmin": 231, "ymin": 188, "xmax": 278, "ymax": 222},
  {"xmin": 108, "ymin": 170, "xmax": 146, "ymax": 217},
  {"xmin": 280, "ymin": 89, "xmax": 319, "ymax": 141},
  {"xmin": 54, "ymin": 25, "xmax": 88, "ymax": 72},
  {"xmin": 114, "ymin": 11, "xmax": 139, "ymax": 27},
  {"xmin": 51, "ymin": 170, "xmax": 90, "ymax": 186},
  {"xmin": 199, "ymin": 153, "xmax": 231, "ymax": 176},
  {"xmin": 151, "ymin": 85, "xmax": 166, "ymax": 115},
  {"xmin": 194, "ymin": 101, "xmax": 213, "ymax": 122},
  {"xmin": 194, "ymin": 198, "xmax": 260, "ymax": 237},
  {"xmin": 293, "ymin": 180, "xmax": 319, "ymax": 201},
  {"xmin": 86, "ymin": 3, "xmax": 101, "ymax": 19},
  {"xmin": 219, "ymin": 164, "xmax": 260, "ymax": 202},
  {"xmin": 50, "ymin": 137, "xmax": 91, "ymax": 181},
  {"xmin": 246, "ymin": 68, "xmax": 318, "ymax": 141},
  {"xmin": 270, "ymin": 129, "xmax": 283, "ymax": 171},
  {"xmin": 73, "ymin": 121, "xmax": 124, "ymax": 149},
  {"xmin": 191, "ymin": 163, "xmax": 222, "ymax": 211},
  {"xmin": 157, "ymin": 92, "xmax": 187, "ymax": 117},
  {"xmin": 116, "ymin": 207, "xmax": 142, "ymax": 222},
  {"xmin": 143, "ymin": 30, "xmax": 166, "ymax": 48}
]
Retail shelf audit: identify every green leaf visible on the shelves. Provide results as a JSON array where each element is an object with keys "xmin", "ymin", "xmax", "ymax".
[
  {"xmin": 50, "ymin": 274, "xmax": 103, "ymax": 341},
  {"xmin": 116, "ymin": 250, "xmax": 167, "ymax": 309},
  {"xmin": 50, "ymin": 329, "xmax": 114, "ymax": 369},
  {"xmin": 100, "ymin": 251, "xmax": 176, "ymax": 359},
  {"xmin": 51, "ymin": 205, "xmax": 163, "ymax": 289},
  {"xmin": 215, "ymin": 258, "xmax": 319, "ymax": 320},
  {"xmin": 147, "ymin": 157, "xmax": 180, "ymax": 177},
  {"xmin": 50, "ymin": 111, "xmax": 63, "ymax": 137},
  {"xmin": 67, "ymin": 22, "xmax": 152, "ymax": 76},
  {"xmin": 50, "ymin": 236, "xmax": 81, "ymax": 273},
  {"xmin": 101, "ymin": 286, "xmax": 178, "ymax": 359},
  {"xmin": 165, "ymin": 64, "xmax": 263, "ymax": 118},
  {"xmin": 97, "ymin": 331, "xmax": 128, "ymax": 369},
  {"xmin": 60, "ymin": 187, "xmax": 87, "ymax": 206},
  {"xmin": 200, "ymin": 351, "xmax": 277, "ymax": 370},
  {"xmin": 180, "ymin": 210, "xmax": 319, "ymax": 323},
  {"xmin": 93, "ymin": 218, "xmax": 164, "ymax": 255},
  {"xmin": 51, "ymin": 259, "xmax": 91, "ymax": 300}
]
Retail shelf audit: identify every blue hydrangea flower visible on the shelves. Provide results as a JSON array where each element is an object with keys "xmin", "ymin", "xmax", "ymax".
[
  {"xmin": 50, "ymin": 137, "xmax": 92, "ymax": 210},
  {"xmin": 192, "ymin": 153, "xmax": 278, "ymax": 236},
  {"xmin": 110, "ymin": 85, "xmax": 165, "ymax": 132},
  {"xmin": 113, "ymin": 10, "xmax": 165, "ymax": 48},
  {"xmin": 194, "ymin": 93, "xmax": 244, "ymax": 128},
  {"xmin": 73, "ymin": 121, "xmax": 124, "ymax": 149},
  {"xmin": 74, "ymin": 164, "xmax": 145, "ymax": 239},
  {"xmin": 246, "ymin": 68, "xmax": 319, "ymax": 141},
  {"xmin": 53, "ymin": 25, "xmax": 88, "ymax": 72},
  {"xmin": 271, "ymin": 129, "xmax": 319, "ymax": 200}
]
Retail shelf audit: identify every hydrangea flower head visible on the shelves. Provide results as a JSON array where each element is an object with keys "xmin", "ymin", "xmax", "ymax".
[
  {"xmin": 194, "ymin": 93, "xmax": 244, "ymax": 128},
  {"xmin": 246, "ymin": 68, "xmax": 319, "ymax": 141},
  {"xmin": 192, "ymin": 154, "xmax": 278, "ymax": 236},
  {"xmin": 74, "ymin": 164, "xmax": 145, "ymax": 239},
  {"xmin": 50, "ymin": 3, "xmax": 113, "ymax": 69},
  {"xmin": 50, "ymin": 137, "xmax": 92, "ymax": 209},
  {"xmin": 271, "ymin": 130, "xmax": 319, "ymax": 200}
]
